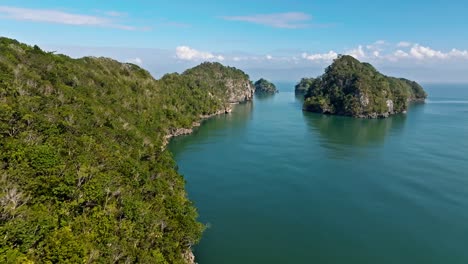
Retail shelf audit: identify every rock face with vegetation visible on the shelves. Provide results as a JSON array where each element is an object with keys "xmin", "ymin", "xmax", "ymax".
[
  {"xmin": 183, "ymin": 62, "xmax": 254, "ymax": 104},
  {"xmin": 254, "ymin": 78, "xmax": 278, "ymax": 95},
  {"xmin": 295, "ymin": 78, "xmax": 316, "ymax": 94},
  {"xmin": 302, "ymin": 55, "xmax": 427, "ymax": 118},
  {"xmin": 0, "ymin": 37, "xmax": 252, "ymax": 263}
]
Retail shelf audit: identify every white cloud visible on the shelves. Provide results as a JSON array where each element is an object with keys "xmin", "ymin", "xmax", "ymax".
[
  {"xmin": 341, "ymin": 41, "xmax": 468, "ymax": 62},
  {"xmin": 397, "ymin": 41, "xmax": 412, "ymax": 47},
  {"xmin": 175, "ymin": 46, "xmax": 224, "ymax": 61},
  {"xmin": 221, "ymin": 12, "xmax": 312, "ymax": 29},
  {"xmin": 126, "ymin": 57, "xmax": 143, "ymax": 65},
  {"xmin": 266, "ymin": 55, "xmax": 273, "ymax": 60},
  {"xmin": 394, "ymin": 50, "xmax": 409, "ymax": 58},
  {"xmin": 347, "ymin": 45, "xmax": 366, "ymax": 60},
  {"xmin": 301, "ymin": 51, "xmax": 338, "ymax": 61},
  {"xmin": 0, "ymin": 5, "xmax": 141, "ymax": 30},
  {"xmin": 405, "ymin": 45, "xmax": 468, "ymax": 60},
  {"xmin": 448, "ymin": 49, "xmax": 468, "ymax": 59},
  {"xmin": 409, "ymin": 44, "xmax": 447, "ymax": 59}
]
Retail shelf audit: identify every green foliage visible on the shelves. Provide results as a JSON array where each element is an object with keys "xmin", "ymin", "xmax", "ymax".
[
  {"xmin": 0, "ymin": 37, "xmax": 252, "ymax": 263},
  {"xmin": 182, "ymin": 62, "xmax": 253, "ymax": 103},
  {"xmin": 254, "ymin": 78, "xmax": 278, "ymax": 95},
  {"xmin": 302, "ymin": 55, "xmax": 427, "ymax": 118},
  {"xmin": 294, "ymin": 78, "xmax": 316, "ymax": 94}
]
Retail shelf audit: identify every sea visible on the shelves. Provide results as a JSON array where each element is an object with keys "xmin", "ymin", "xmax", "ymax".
[{"xmin": 169, "ymin": 83, "xmax": 468, "ymax": 264}]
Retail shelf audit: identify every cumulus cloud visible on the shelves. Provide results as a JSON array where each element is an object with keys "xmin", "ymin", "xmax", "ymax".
[
  {"xmin": 221, "ymin": 12, "xmax": 312, "ymax": 29},
  {"xmin": 397, "ymin": 41, "xmax": 412, "ymax": 47},
  {"xmin": 301, "ymin": 51, "xmax": 338, "ymax": 61},
  {"xmin": 397, "ymin": 44, "xmax": 468, "ymax": 60},
  {"xmin": 266, "ymin": 55, "xmax": 273, "ymax": 60},
  {"xmin": 0, "ymin": 5, "xmax": 142, "ymax": 30},
  {"xmin": 393, "ymin": 50, "xmax": 409, "ymax": 58},
  {"xmin": 175, "ymin": 46, "xmax": 224, "ymax": 61},
  {"xmin": 126, "ymin": 57, "xmax": 143, "ymax": 65},
  {"xmin": 346, "ymin": 45, "xmax": 367, "ymax": 60},
  {"xmin": 341, "ymin": 41, "xmax": 468, "ymax": 62}
]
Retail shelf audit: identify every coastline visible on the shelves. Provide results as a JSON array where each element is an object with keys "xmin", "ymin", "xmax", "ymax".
[
  {"xmin": 162, "ymin": 105, "xmax": 234, "ymax": 149},
  {"xmin": 162, "ymin": 103, "xmax": 236, "ymax": 264}
]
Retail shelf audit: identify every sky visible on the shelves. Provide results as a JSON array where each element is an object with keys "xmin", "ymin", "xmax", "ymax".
[{"xmin": 1, "ymin": 0, "xmax": 468, "ymax": 82}]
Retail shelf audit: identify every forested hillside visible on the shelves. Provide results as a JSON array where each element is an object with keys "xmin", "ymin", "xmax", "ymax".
[
  {"xmin": 0, "ymin": 37, "xmax": 251, "ymax": 263},
  {"xmin": 302, "ymin": 55, "xmax": 427, "ymax": 118}
]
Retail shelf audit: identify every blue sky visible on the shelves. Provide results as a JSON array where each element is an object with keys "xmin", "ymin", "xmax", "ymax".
[{"xmin": 1, "ymin": 0, "xmax": 468, "ymax": 82}]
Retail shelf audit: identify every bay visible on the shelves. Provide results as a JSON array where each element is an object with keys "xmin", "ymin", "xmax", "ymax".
[{"xmin": 168, "ymin": 83, "xmax": 468, "ymax": 264}]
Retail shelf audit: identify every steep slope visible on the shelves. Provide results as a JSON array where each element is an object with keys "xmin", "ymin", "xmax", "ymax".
[
  {"xmin": 0, "ymin": 37, "xmax": 251, "ymax": 263},
  {"xmin": 182, "ymin": 62, "xmax": 254, "ymax": 104},
  {"xmin": 295, "ymin": 78, "xmax": 316, "ymax": 94},
  {"xmin": 302, "ymin": 55, "xmax": 427, "ymax": 118}
]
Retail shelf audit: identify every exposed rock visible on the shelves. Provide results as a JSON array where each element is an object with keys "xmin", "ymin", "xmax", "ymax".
[
  {"xmin": 386, "ymin": 99, "xmax": 394, "ymax": 113},
  {"xmin": 302, "ymin": 55, "xmax": 427, "ymax": 118},
  {"xmin": 182, "ymin": 62, "xmax": 255, "ymax": 104},
  {"xmin": 226, "ymin": 79, "xmax": 255, "ymax": 103},
  {"xmin": 162, "ymin": 105, "xmax": 234, "ymax": 148},
  {"xmin": 182, "ymin": 250, "xmax": 196, "ymax": 264}
]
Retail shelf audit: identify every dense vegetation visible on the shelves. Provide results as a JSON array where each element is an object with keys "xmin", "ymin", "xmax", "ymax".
[
  {"xmin": 294, "ymin": 78, "xmax": 315, "ymax": 94},
  {"xmin": 0, "ymin": 37, "xmax": 252, "ymax": 263},
  {"xmin": 302, "ymin": 55, "xmax": 427, "ymax": 118},
  {"xmin": 183, "ymin": 62, "xmax": 254, "ymax": 104},
  {"xmin": 254, "ymin": 78, "xmax": 278, "ymax": 95}
]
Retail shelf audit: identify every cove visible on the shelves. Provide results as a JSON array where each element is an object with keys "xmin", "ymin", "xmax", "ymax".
[{"xmin": 168, "ymin": 83, "xmax": 468, "ymax": 264}]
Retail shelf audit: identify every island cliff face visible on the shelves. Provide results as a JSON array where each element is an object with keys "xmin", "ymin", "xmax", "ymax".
[
  {"xmin": 163, "ymin": 62, "xmax": 254, "ymax": 145},
  {"xmin": 254, "ymin": 78, "xmax": 278, "ymax": 95},
  {"xmin": 302, "ymin": 55, "xmax": 427, "ymax": 118},
  {"xmin": 183, "ymin": 62, "xmax": 254, "ymax": 104},
  {"xmin": 0, "ymin": 37, "xmax": 252, "ymax": 264}
]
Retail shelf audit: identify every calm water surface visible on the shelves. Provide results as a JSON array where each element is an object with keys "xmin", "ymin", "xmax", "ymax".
[{"xmin": 169, "ymin": 84, "xmax": 468, "ymax": 264}]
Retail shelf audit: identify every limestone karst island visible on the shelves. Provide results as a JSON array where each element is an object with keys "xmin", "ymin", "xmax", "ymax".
[
  {"xmin": 299, "ymin": 55, "xmax": 427, "ymax": 118},
  {"xmin": 254, "ymin": 78, "xmax": 278, "ymax": 95}
]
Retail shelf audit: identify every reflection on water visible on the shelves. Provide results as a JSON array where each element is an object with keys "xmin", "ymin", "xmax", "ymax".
[
  {"xmin": 169, "ymin": 101, "xmax": 253, "ymax": 151},
  {"xmin": 303, "ymin": 111, "xmax": 407, "ymax": 157},
  {"xmin": 254, "ymin": 93, "xmax": 277, "ymax": 102}
]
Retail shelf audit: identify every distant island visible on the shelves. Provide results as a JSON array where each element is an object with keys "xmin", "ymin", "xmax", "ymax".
[
  {"xmin": 295, "ymin": 78, "xmax": 315, "ymax": 94},
  {"xmin": 254, "ymin": 78, "xmax": 278, "ymax": 95},
  {"xmin": 0, "ymin": 37, "xmax": 253, "ymax": 264},
  {"xmin": 301, "ymin": 55, "xmax": 427, "ymax": 118}
]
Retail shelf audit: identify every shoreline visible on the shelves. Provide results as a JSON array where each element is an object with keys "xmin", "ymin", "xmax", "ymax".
[
  {"xmin": 162, "ymin": 105, "xmax": 234, "ymax": 149},
  {"xmin": 161, "ymin": 103, "xmax": 237, "ymax": 264}
]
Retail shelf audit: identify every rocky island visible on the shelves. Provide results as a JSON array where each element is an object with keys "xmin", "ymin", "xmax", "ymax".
[
  {"xmin": 301, "ymin": 55, "xmax": 427, "ymax": 118},
  {"xmin": 254, "ymin": 78, "xmax": 278, "ymax": 95},
  {"xmin": 0, "ymin": 37, "xmax": 253, "ymax": 264},
  {"xmin": 295, "ymin": 77, "xmax": 315, "ymax": 94}
]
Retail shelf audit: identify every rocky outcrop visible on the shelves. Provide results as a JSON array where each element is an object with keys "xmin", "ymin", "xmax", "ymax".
[
  {"xmin": 162, "ymin": 105, "xmax": 234, "ymax": 148},
  {"xmin": 254, "ymin": 78, "xmax": 278, "ymax": 95},
  {"xmin": 302, "ymin": 55, "xmax": 427, "ymax": 118},
  {"xmin": 182, "ymin": 62, "xmax": 255, "ymax": 104},
  {"xmin": 182, "ymin": 250, "xmax": 196, "ymax": 264},
  {"xmin": 226, "ymin": 78, "xmax": 255, "ymax": 103}
]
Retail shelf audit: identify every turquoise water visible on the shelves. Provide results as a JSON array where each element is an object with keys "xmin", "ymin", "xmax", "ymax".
[{"xmin": 168, "ymin": 84, "xmax": 468, "ymax": 264}]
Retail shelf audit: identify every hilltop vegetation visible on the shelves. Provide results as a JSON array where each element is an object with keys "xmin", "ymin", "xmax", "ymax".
[
  {"xmin": 295, "ymin": 78, "xmax": 316, "ymax": 94},
  {"xmin": 302, "ymin": 55, "xmax": 427, "ymax": 118},
  {"xmin": 254, "ymin": 78, "xmax": 278, "ymax": 95},
  {"xmin": 0, "ymin": 37, "xmax": 252, "ymax": 263}
]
